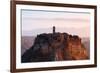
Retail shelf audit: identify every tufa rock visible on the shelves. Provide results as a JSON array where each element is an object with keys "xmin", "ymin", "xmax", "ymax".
[{"xmin": 22, "ymin": 32, "xmax": 89, "ymax": 63}]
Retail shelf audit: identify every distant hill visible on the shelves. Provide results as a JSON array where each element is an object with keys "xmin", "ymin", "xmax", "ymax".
[
  {"xmin": 82, "ymin": 38, "xmax": 90, "ymax": 57},
  {"xmin": 21, "ymin": 36, "xmax": 36, "ymax": 55}
]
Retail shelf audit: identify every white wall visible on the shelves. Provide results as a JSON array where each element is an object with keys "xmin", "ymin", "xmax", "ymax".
[{"xmin": 0, "ymin": 0, "xmax": 100, "ymax": 73}]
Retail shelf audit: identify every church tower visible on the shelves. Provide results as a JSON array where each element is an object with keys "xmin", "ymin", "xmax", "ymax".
[{"xmin": 53, "ymin": 26, "xmax": 55, "ymax": 34}]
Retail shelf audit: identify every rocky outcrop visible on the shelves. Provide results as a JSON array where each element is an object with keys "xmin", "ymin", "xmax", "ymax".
[{"xmin": 22, "ymin": 32, "xmax": 89, "ymax": 63}]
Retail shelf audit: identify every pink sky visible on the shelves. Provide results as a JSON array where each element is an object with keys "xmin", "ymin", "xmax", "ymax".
[{"xmin": 22, "ymin": 10, "xmax": 90, "ymax": 38}]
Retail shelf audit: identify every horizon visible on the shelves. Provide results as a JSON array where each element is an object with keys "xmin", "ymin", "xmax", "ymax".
[{"xmin": 22, "ymin": 27, "xmax": 90, "ymax": 38}]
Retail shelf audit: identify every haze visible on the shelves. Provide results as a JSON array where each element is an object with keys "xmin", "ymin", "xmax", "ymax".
[{"xmin": 22, "ymin": 10, "xmax": 90, "ymax": 38}]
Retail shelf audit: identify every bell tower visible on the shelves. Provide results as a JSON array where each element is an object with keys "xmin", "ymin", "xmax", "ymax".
[{"xmin": 53, "ymin": 26, "xmax": 55, "ymax": 34}]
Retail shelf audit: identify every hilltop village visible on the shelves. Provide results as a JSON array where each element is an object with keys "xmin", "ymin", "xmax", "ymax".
[{"xmin": 22, "ymin": 26, "xmax": 88, "ymax": 62}]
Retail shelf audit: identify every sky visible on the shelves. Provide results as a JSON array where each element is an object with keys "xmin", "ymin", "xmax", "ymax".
[{"xmin": 21, "ymin": 9, "xmax": 90, "ymax": 38}]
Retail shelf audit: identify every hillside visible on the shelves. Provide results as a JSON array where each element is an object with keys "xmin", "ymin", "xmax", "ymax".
[{"xmin": 21, "ymin": 32, "xmax": 89, "ymax": 63}]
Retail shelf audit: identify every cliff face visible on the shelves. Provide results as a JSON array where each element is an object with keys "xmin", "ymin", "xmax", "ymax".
[{"xmin": 22, "ymin": 33, "xmax": 89, "ymax": 63}]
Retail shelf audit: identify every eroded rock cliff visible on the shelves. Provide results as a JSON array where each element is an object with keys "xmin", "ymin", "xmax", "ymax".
[{"xmin": 22, "ymin": 32, "xmax": 89, "ymax": 63}]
